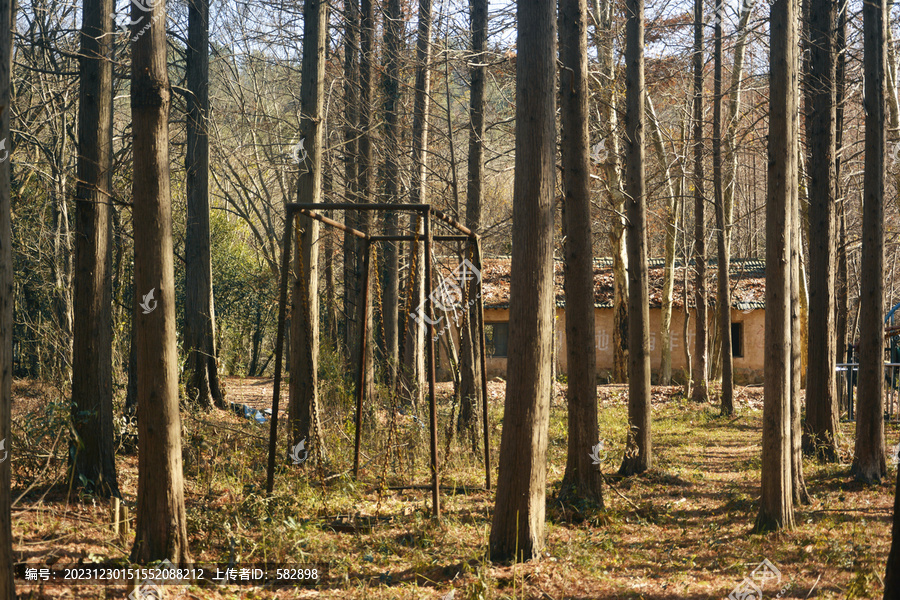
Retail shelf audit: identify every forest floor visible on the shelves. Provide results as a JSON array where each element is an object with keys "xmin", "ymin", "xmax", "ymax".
[{"xmin": 7, "ymin": 376, "xmax": 900, "ymax": 599}]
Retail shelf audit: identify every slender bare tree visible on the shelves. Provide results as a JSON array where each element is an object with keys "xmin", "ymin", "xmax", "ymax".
[
  {"xmin": 650, "ymin": 95, "xmax": 678, "ymax": 386},
  {"xmin": 791, "ymin": 119, "xmax": 810, "ymax": 504},
  {"xmin": 457, "ymin": 0, "xmax": 488, "ymax": 441},
  {"xmin": 589, "ymin": 0, "xmax": 628, "ymax": 384},
  {"xmin": 400, "ymin": 0, "xmax": 433, "ymax": 409},
  {"xmin": 380, "ymin": 0, "xmax": 401, "ymax": 387},
  {"xmin": 713, "ymin": 0, "xmax": 733, "ymax": 415}
]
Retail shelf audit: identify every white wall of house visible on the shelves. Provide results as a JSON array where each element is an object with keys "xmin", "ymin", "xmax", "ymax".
[{"xmin": 463, "ymin": 305, "xmax": 766, "ymax": 384}]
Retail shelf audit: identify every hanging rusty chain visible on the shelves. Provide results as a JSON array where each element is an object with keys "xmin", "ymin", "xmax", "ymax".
[
  {"xmin": 371, "ymin": 245, "xmax": 387, "ymax": 364},
  {"xmin": 395, "ymin": 213, "xmax": 422, "ymax": 400}
]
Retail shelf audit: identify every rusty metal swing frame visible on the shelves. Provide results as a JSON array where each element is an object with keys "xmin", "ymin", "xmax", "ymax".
[{"xmin": 264, "ymin": 203, "xmax": 491, "ymax": 519}]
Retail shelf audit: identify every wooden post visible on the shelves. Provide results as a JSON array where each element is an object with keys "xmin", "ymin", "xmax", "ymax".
[{"xmin": 110, "ymin": 497, "xmax": 119, "ymax": 534}]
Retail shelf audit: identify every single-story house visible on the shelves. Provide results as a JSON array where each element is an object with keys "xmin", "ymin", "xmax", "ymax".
[{"xmin": 436, "ymin": 257, "xmax": 768, "ymax": 384}]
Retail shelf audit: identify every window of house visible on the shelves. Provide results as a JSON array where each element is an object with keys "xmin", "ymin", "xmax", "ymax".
[
  {"xmin": 486, "ymin": 322, "xmax": 509, "ymax": 358},
  {"xmin": 731, "ymin": 322, "xmax": 744, "ymax": 358}
]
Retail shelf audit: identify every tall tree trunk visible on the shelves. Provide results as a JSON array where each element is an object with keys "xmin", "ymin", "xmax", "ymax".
[
  {"xmin": 888, "ymin": 24, "xmax": 900, "ymax": 142},
  {"xmin": 129, "ymin": 0, "xmax": 191, "ymax": 563},
  {"xmin": 691, "ymin": 0, "xmax": 709, "ymax": 403},
  {"xmin": 713, "ymin": 0, "xmax": 733, "ymax": 415},
  {"xmin": 401, "ymin": 0, "xmax": 432, "ymax": 410},
  {"xmin": 71, "ymin": 0, "xmax": 119, "ymax": 497},
  {"xmin": 342, "ymin": 0, "xmax": 360, "ymax": 367},
  {"xmin": 357, "ymin": 0, "xmax": 375, "ymax": 400},
  {"xmin": 836, "ymin": 201, "xmax": 849, "ymax": 361},
  {"xmin": 755, "ymin": 0, "xmax": 797, "ymax": 533},
  {"xmin": 886, "ymin": 463, "xmax": 900, "ymax": 596},
  {"xmin": 489, "ymin": 0, "xmax": 555, "ymax": 561},
  {"xmin": 852, "ymin": 0, "xmax": 886, "ymax": 484},
  {"xmin": 589, "ymin": 0, "xmax": 628, "ymax": 383},
  {"xmin": 802, "ymin": 0, "xmax": 840, "ymax": 460},
  {"xmin": 791, "ymin": 98, "xmax": 810, "ymax": 504},
  {"xmin": 619, "ymin": 0, "xmax": 651, "ymax": 475},
  {"xmin": 51, "ymin": 172, "xmax": 73, "ymax": 382},
  {"xmin": 885, "ymin": 17, "xmax": 900, "ymax": 597},
  {"xmin": 184, "ymin": 0, "xmax": 224, "ymax": 410},
  {"xmin": 324, "ymin": 193, "xmax": 337, "ymax": 341},
  {"xmin": 288, "ymin": 0, "xmax": 327, "ymax": 455},
  {"xmin": 125, "ymin": 315, "xmax": 138, "ymax": 416},
  {"xmin": 0, "ymin": 0, "xmax": 16, "ymax": 592},
  {"xmin": 723, "ymin": 0, "xmax": 754, "ymax": 222},
  {"xmin": 680, "ymin": 117, "xmax": 693, "ymax": 397},
  {"xmin": 457, "ymin": 0, "xmax": 487, "ymax": 441},
  {"xmin": 648, "ymin": 96, "xmax": 677, "ymax": 386},
  {"xmin": 559, "ymin": 0, "xmax": 602, "ymax": 503},
  {"xmin": 835, "ymin": 0, "xmax": 848, "ymax": 368},
  {"xmin": 381, "ymin": 0, "xmax": 401, "ymax": 387}
]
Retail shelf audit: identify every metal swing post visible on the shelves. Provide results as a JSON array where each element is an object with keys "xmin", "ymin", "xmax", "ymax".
[
  {"xmin": 266, "ymin": 208, "xmax": 295, "ymax": 495},
  {"xmin": 474, "ymin": 237, "xmax": 491, "ymax": 490},
  {"xmin": 424, "ymin": 209, "xmax": 441, "ymax": 518}
]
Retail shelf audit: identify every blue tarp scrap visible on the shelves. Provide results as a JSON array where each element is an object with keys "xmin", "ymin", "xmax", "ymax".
[{"xmin": 230, "ymin": 402, "xmax": 268, "ymax": 424}]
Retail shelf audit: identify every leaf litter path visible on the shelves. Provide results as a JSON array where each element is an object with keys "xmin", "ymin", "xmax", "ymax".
[{"xmin": 8, "ymin": 379, "xmax": 900, "ymax": 599}]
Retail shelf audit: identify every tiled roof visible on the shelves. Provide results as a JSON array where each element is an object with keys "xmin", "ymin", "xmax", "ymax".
[{"xmin": 479, "ymin": 257, "xmax": 766, "ymax": 310}]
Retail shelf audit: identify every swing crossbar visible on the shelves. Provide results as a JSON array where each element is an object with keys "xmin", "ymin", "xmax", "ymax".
[
  {"xmin": 286, "ymin": 202, "xmax": 477, "ymax": 238},
  {"xmin": 370, "ymin": 234, "xmax": 472, "ymax": 242}
]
